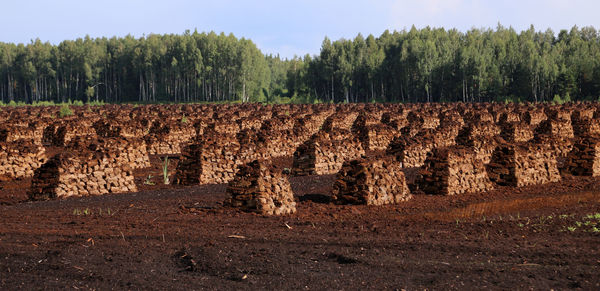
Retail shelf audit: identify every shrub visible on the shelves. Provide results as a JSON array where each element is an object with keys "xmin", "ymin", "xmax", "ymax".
[{"xmin": 59, "ymin": 104, "xmax": 73, "ymax": 117}]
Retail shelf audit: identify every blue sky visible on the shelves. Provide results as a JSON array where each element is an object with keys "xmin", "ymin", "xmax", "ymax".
[{"xmin": 1, "ymin": 0, "xmax": 599, "ymax": 58}]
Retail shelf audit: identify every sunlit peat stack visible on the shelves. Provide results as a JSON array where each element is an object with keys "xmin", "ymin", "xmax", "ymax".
[
  {"xmin": 144, "ymin": 121, "xmax": 196, "ymax": 155},
  {"xmin": 42, "ymin": 122, "xmax": 96, "ymax": 147},
  {"xmin": 225, "ymin": 160, "xmax": 296, "ymax": 216},
  {"xmin": 67, "ymin": 137, "xmax": 151, "ymax": 169},
  {"xmin": 28, "ymin": 151, "xmax": 137, "ymax": 200},
  {"xmin": 331, "ymin": 157, "xmax": 412, "ymax": 205},
  {"xmin": 387, "ymin": 126, "xmax": 457, "ymax": 168},
  {"xmin": 381, "ymin": 112, "xmax": 409, "ymax": 130},
  {"xmin": 486, "ymin": 143, "xmax": 561, "ymax": 187},
  {"xmin": 321, "ymin": 111, "xmax": 359, "ymax": 131},
  {"xmin": 173, "ymin": 134, "xmax": 241, "ymax": 185},
  {"xmin": 533, "ymin": 118, "xmax": 575, "ymax": 157},
  {"xmin": 570, "ymin": 111, "xmax": 600, "ymax": 137},
  {"xmin": 92, "ymin": 120, "xmax": 122, "ymax": 138},
  {"xmin": 355, "ymin": 123, "xmax": 398, "ymax": 151},
  {"xmin": 0, "ymin": 123, "xmax": 45, "ymax": 144},
  {"xmin": 562, "ymin": 136, "xmax": 600, "ymax": 176},
  {"xmin": 455, "ymin": 121, "xmax": 502, "ymax": 163},
  {"xmin": 291, "ymin": 129, "xmax": 365, "ymax": 176},
  {"xmin": 522, "ymin": 108, "xmax": 547, "ymax": 126},
  {"xmin": 407, "ymin": 111, "xmax": 440, "ymax": 130},
  {"xmin": 0, "ymin": 140, "xmax": 47, "ymax": 179},
  {"xmin": 499, "ymin": 122, "xmax": 534, "ymax": 143},
  {"xmin": 415, "ymin": 147, "xmax": 494, "ymax": 195}
]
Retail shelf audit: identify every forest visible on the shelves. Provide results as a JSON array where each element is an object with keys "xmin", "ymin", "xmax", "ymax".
[{"xmin": 0, "ymin": 25, "xmax": 599, "ymax": 104}]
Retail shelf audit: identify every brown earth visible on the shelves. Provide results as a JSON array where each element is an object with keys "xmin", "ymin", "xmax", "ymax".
[{"xmin": 1, "ymin": 155, "xmax": 599, "ymax": 290}]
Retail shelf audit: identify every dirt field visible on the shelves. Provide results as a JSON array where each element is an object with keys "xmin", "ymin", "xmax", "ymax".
[
  {"xmin": 1, "ymin": 103, "xmax": 600, "ymax": 289},
  {"xmin": 1, "ymin": 166, "xmax": 599, "ymax": 289}
]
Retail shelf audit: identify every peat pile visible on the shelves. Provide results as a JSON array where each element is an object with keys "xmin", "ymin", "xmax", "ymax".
[
  {"xmin": 0, "ymin": 123, "xmax": 44, "ymax": 144},
  {"xmin": 28, "ymin": 150, "xmax": 137, "ymax": 200},
  {"xmin": 291, "ymin": 130, "xmax": 364, "ymax": 176},
  {"xmin": 381, "ymin": 112, "xmax": 408, "ymax": 130},
  {"xmin": 534, "ymin": 118, "xmax": 575, "ymax": 140},
  {"xmin": 571, "ymin": 117, "xmax": 600, "ymax": 137},
  {"xmin": 144, "ymin": 122, "xmax": 196, "ymax": 155},
  {"xmin": 415, "ymin": 147, "xmax": 494, "ymax": 195},
  {"xmin": 486, "ymin": 143, "xmax": 561, "ymax": 187},
  {"xmin": 322, "ymin": 111, "xmax": 359, "ymax": 131},
  {"xmin": 386, "ymin": 128, "xmax": 452, "ymax": 168},
  {"xmin": 500, "ymin": 122, "xmax": 534, "ymax": 143},
  {"xmin": 225, "ymin": 160, "xmax": 296, "ymax": 216},
  {"xmin": 67, "ymin": 137, "xmax": 151, "ymax": 169},
  {"xmin": 522, "ymin": 109, "xmax": 547, "ymax": 126},
  {"xmin": 331, "ymin": 157, "xmax": 412, "ymax": 205},
  {"xmin": 355, "ymin": 124, "xmax": 398, "ymax": 151},
  {"xmin": 562, "ymin": 136, "xmax": 600, "ymax": 176},
  {"xmin": 92, "ymin": 120, "xmax": 122, "ymax": 137},
  {"xmin": 42, "ymin": 122, "xmax": 95, "ymax": 147},
  {"xmin": 174, "ymin": 134, "xmax": 241, "ymax": 185},
  {"xmin": 455, "ymin": 121, "xmax": 501, "ymax": 163},
  {"xmin": 407, "ymin": 111, "xmax": 440, "ymax": 130},
  {"xmin": 0, "ymin": 140, "xmax": 47, "ymax": 179}
]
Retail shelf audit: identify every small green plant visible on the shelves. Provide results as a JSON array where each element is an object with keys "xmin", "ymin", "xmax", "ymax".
[
  {"xmin": 181, "ymin": 114, "xmax": 188, "ymax": 124},
  {"xmin": 567, "ymin": 226, "xmax": 576, "ymax": 232},
  {"xmin": 73, "ymin": 208, "xmax": 92, "ymax": 216},
  {"xmin": 162, "ymin": 157, "xmax": 170, "ymax": 185},
  {"xmin": 59, "ymin": 104, "xmax": 73, "ymax": 117},
  {"xmin": 144, "ymin": 175, "xmax": 155, "ymax": 185}
]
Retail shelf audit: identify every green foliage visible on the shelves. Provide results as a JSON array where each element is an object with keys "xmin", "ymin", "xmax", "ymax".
[
  {"xmin": 59, "ymin": 104, "xmax": 73, "ymax": 117},
  {"xmin": 162, "ymin": 157, "xmax": 170, "ymax": 185},
  {"xmin": 0, "ymin": 26, "xmax": 599, "ymax": 104},
  {"xmin": 181, "ymin": 114, "xmax": 188, "ymax": 124}
]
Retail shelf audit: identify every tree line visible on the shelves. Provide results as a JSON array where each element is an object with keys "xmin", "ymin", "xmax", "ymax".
[{"xmin": 1, "ymin": 25, "xmax": 599, "ymax": 104}]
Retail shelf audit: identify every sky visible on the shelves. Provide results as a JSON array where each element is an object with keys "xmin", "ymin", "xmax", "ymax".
[{"xmin": 1, "ymin": 0, "xmax": 599, "ymax": 59}]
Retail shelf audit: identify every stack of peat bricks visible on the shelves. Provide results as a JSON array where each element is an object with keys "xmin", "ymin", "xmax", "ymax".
[
  {"xmin": 355, "ymin": 123, "xmax": 398, "ymax": 151},
  {"xmin": 42, "ymin": 122, "xmax": 95, "ymax": 146},
  {"xmin": 0, "ymin": 124, "xmax": 44, "ymax": 144},
  {"xmin": 381, "ymin": 112, "xmax": 408, "ymax": 130},
  {"xmin": 291, "ymin": 129, "xmax": 365, "ymax": 176},
  {"xmin": 562, "ymin": 136, "xmax": 600, "ymax": 176},
  {"xmin": 533, "ymin": 118, "xmax": 575, "ymax": 157},
  {"xmin": 407, "ymin": 111, "xmax": 440, "ymax": 129},
  {"xmin": 500, "ymin": 122, "xmax": 534, "ymax": 143},
  {"xmin": 67, "ymin": 137, "xmax": 151, "ymax": 169},
  {"xmin": 0, "ymin": 140, "xmax": 47, "ymax": 179},
  {"xmin": 331, "ymin": 157, "xmax": 412, "ymax": 205},
  {"xmin": 415, "ymin": 147, "xmax": 494, "ymax": 195},
  {"xmin": 571, "ymin": 111, "xmax": 600, "ymax": 137},
  {"xmin": 322, "ymin": 111, "xmax": 359, "ymax": 131},
  {"xmin": 387, "ymin": 131, "xmax": 437, "ymax": 168},
  {"xmin": 92, "ymin": 120, "xmax": 122, "ymax": 137},
  {"xmin": 225, "ymin": 160, "xmax": 296, "ymax": 216},
  {"xmin": 522, "ymin": 108, "xmax": 547, "ymax": 126},
  {"xmin": 28, "ymin": 150, "xmax": 137, "ymax": 200},
  {"xmin": 486, "ymin": 143, "xmax": 561, "ymax": 187},
  {"xmin": 455, "ymin": 121, "xmax": 501, "ymax": 163},
  {"xmin": 174, "ymin": 133, "xmax": 241, "ymax": 185},
  {"xmin": 144, "ymin": 121, "xmax": 196, "ymax": 155}
]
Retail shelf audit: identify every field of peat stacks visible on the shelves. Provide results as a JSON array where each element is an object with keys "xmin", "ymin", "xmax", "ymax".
[{"xmin": 1, "ymin": 102, "xmax": 600, "ymax": 289}]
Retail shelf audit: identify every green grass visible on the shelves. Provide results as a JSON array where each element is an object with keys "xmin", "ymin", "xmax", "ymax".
[
  {"xmin": 73, "ymin": 208, "xmax": 114, "ymax": 216},
  {"xmin": 162, "ymin": 157, "xmax": 170, "ymax": 185}
]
